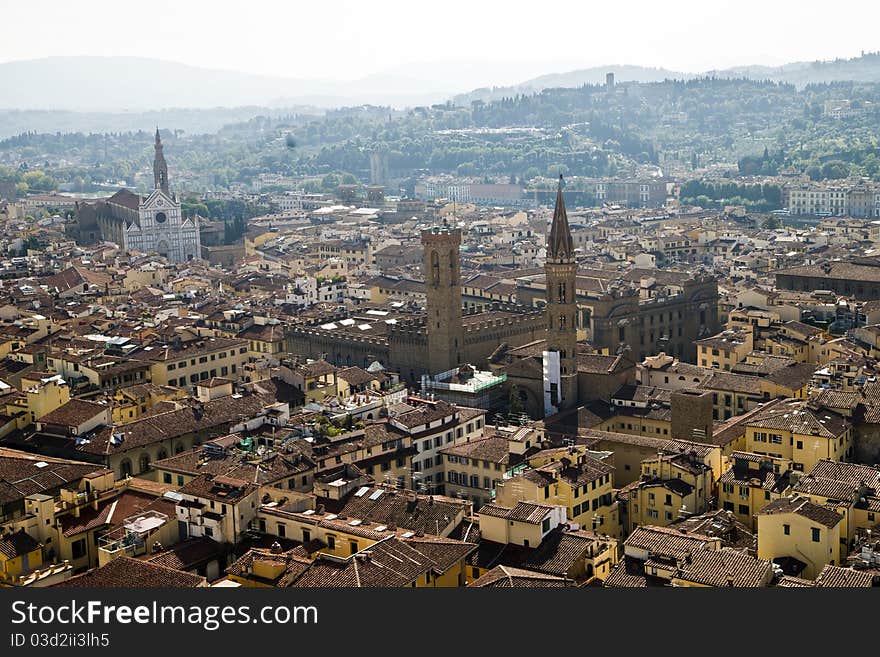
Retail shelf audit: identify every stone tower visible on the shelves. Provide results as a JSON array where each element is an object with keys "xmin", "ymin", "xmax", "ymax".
[
  {"xmin": 153, "ymin": 128, "xmax": 169, "ymax": 195},
  {"xmin": 422, "ymin": 221, "xmax": 464, "ymax": 374},
  {"xmin": 545, "ymin": 175, "xmax": 578, "ymax": 409}
]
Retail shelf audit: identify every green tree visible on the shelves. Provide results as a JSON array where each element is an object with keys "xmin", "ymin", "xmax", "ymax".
[
  {"xmin": 508, "ymin": 384, "xmax": 525, "ymax": 417},
  {"xmin": 182, "ymin": 199, "xmax": 209, "ymax": 218}
]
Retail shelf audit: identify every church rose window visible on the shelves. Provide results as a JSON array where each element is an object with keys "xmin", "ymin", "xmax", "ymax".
[{"xmin": 155, "ymin": 211, "xmax": 167, "ymax": 223}]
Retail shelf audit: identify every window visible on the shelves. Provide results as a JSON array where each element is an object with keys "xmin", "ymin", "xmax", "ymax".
[
  {"xmin": 327, "ymin": 536, "xmax": 336, "ymax": 550},
  {"xmin": 783, "ymin": 524, "xmax": 790, "ymax": 535},
  {"xmin": 811, "ymin": 527, "xmax": 821, "ymax": 542},
  {"xmin": 738, "ymin": 504, "xmax": 750, "ymax": 515},
  {"xmin": 204, "ymin": 527, "xmax": 213, "ymax": 538},
  {"xmin": 302, "ymin": 529, "xmax": 311, "ymax": 543},
  {"xmin": 71, "ymin": 538, "xmax": 87, "ymax": 560},
  {"xmin": 541, "ymin": 518, "xmax": 550, "ymax": 533},
  {"xmin": 177, "ymin": 475, "xmax": 184, "ymax": 486},
  {"xmin": 163, "ymin": 473, "xmax": 172, "ymax": 484},
  {"xmin": 277, "ymin": 523, "xmax": 286, "ymax": 538},
  {"xmin": 349, "ymin": 541, "xmax": 358, "ymax": 555}
]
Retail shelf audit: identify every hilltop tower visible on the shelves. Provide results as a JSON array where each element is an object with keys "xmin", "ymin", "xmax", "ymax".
[
  {"xmin": 153, "ymin": 128, "xmax": 169, "ymax": 195},
  {"xmin": 422, "ymin": 221, "xmax": 464, "ymax": 374},
  {"xmin": 544, "ymin": 175, "xmax": 578, "ymax": 411}
]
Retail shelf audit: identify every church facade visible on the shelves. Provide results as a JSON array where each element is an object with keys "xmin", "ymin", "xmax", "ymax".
[{"xmin": 69, "ymin": 130, "xmax": 201, "ymax": 263}]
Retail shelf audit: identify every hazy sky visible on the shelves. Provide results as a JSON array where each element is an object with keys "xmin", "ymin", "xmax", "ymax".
[{"xmin": 1, "ymin": 0, "xmax": 878, "ymax": 89}]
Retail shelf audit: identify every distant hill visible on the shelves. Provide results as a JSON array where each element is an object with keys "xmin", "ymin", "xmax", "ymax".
[
  {"xmin": 3, "ymin": 52, "xmax": 880, "ymax": 136},
  {"xmin": 0, "ymin": 56, "xmax": 455, "ymax": 112},
  {"xmin": 453, "ymin": 65, "xmax": 690, "ymax": 104},
  {"xmin": 705, "ymin": 52, "xmax": 880, "ymax": 86},
  {"xmin": 0, "ymin": 106, "xmax": 326, "ymax": 140},
  {"xmin": 454, "ymin": 52, "xmax": 880, "ymax": 104}
]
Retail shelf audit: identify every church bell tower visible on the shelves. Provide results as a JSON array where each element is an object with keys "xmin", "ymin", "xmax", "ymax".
[
  {"xmin": 153, "ymin": 128, "xmax": 169, "ymax": 195},
  {"xmin": 544, "ymin": 175, "xmax": 578, "ymax": 410}
]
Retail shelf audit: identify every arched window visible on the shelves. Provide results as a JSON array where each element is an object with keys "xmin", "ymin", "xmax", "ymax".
[
  {"xmin": 139, "ymin": 453, "xmax": 151, "ymax": 474},
  {"xmin": 120, "ymin": 459, "xmax": 133, "ymax": 478},
  {"xmin": 157, "ymin": 449, "xmax": 168, "ymax": 461},
  {"xmin": 448, "ymin": 249, "xmax": 457, "ymax": 287},
  {"xmin": 558, "ymin": 282, "xmax": 567, "ymax": 304},
  {"xmin": 175, "ymin": 444, "xmax": 185, "ymax": 454},
  {"xmin": 430, "ymin": 251, "xmax": 440, "ymax": 287}
]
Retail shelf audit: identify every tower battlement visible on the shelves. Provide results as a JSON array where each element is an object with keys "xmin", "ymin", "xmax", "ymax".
[{"xmin": 421, "ymin": 222, "xmax": 463, "ymax": 374}]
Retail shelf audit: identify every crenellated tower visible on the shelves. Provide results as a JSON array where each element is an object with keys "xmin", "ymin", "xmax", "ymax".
[{"xmin": 421, "ymin": 221, "xmax": 464, "ymax": 374}]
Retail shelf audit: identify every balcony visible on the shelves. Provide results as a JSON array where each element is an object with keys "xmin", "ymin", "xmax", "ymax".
[{"xmin": 98, "ymin": 510, "xmax": 169, "ymax": 561}]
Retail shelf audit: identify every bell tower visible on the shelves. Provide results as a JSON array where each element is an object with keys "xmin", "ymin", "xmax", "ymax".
[
  {"xmin": 544, "ymin": 175, "xmax": 578, "ymax": 410},
  {"xmin": 421, "ymin": 221, "xmax": 464, "ymax": 374},
  {"xmin": 153, "ymin": 127, "xmax": 169, "ymax": 195}
]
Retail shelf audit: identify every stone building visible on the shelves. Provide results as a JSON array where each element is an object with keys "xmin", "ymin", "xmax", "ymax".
[
  {"xmin": 775, "ymin": 259, "xmax": 880, "ymax": 301},
  {"xmin": 490, "ymin": 181, "xmax": 638, "ymax": 418},
  {"xmin": 68, "ymin": 130, "xmax": 201, "ymax": 263},
  {"xmin": 516, "ymin": 266, "xmax": 719, "ymax": 363},
  {"xmin": 285, "ymin": 226, "xmax": 545, "ymax": 384}
]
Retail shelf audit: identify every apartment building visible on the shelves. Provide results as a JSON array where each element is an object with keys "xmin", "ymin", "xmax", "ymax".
[{"xmin": 138, "ymin": 337, "xmax": 249, "ymax": 387}]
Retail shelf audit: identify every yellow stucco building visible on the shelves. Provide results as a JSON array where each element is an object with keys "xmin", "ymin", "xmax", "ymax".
[{"xmin": 757, "ymin": 495, "xmax": 842, "ymax": 579}]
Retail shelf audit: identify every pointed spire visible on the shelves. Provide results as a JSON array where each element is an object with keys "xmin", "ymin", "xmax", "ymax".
[
  {"xmin": 153, "ymin": 126, "xmax": 169, "ymax": 194},
  {"xmin": 548, "ymin": 174, "xmax": 574, "ymax": 261}
]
